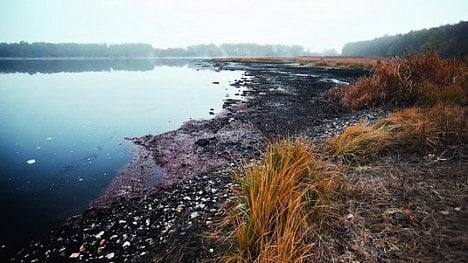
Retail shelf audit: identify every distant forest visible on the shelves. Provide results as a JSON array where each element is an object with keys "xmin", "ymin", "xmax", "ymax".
[
  {"xmin": 0, "ymin": 42, "xmax": 318, "ymax": 58},
  {"xmin": 342, "ymin": 21, "xmax": 468, "ymax": 58},
  {"xmin": 0, "ymin": 43, "xmax": 155, "ymax": 58},
  {"xmin": 154, "ymin": 43, "xmax": 312, "ymax": 57}
]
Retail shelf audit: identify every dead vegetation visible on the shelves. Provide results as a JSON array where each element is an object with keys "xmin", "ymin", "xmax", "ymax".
[
  {"xmin": 340, "ymin": 158, "xmax": 468, "ymax": 262},
  {"xmin": 221, "ymin": 52, "xmax": 467, "ymax": 262},
  {"xmin": 224, "ymin": 139, "xmax": 345, "ymax": 262},
  {"xmin": 214, "ymin": 56, "xmax": 380, "ymax": 70},
  {"xmin": 327, "ymin": 105, "xmax": 467, "ymax": 163},
  {"xmin": 331, "ymin": 52, "xmax": 467, "ymax": 109}
]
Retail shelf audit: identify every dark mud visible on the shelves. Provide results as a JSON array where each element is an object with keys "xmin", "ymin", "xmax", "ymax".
[{"xmin": 9, "ymin": 62, "xmax": 386, "ymax": 262}]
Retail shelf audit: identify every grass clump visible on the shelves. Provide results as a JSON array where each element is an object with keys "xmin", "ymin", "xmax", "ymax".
[
  {"xmin": 226, "ymin": 139, "xmax": 344, "ymax": 262},
  {"xmin": 327, "ymin": 105, "xmax": 467, "ymax": 162},
  {"xmin": 332, "ymin": 51, "xmax": 467, "ymax": 109},
  {"xmin": 326, "ymin": 122, "xmax": 392, "ymax": 163}
]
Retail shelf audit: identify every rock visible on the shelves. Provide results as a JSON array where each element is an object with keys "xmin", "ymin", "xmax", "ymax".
[
  {"xmin": 212, "ymin": 81, "xmax": 220, "ymax": 84},
  {"xmin": 95, "ymin": 231, "xmax": 105, "ymax": 239},
  {"xmin": 440, "ymin": 210, "xmax": 450, "ymax": 215},
  {"xmin": 195, "ymin": 138, "xmax": 210, "ymax": 147},
  {"xmin": 122, "ymin": 241, "xmax": 131, "ymax": 249},
  {"xmin": 190, "ymin": 212, "xmax": 200, "ymax": 219},
  {"xmin": 79, "ymin": 244, "xmax": 86, "ymax": 253},
  {"xmin": 105, "ymin": 252, "xmax": 115, "ymax": 259},
  {"xmin": 176, "ymin": 204, "xmax": 185, "ymax": 213},
  {"xmin": 345, "ymin": 214, "xmax": 354, "ymax": 220},
  {"xmin": 69, "ymin": 252, "xmax": 80, "ymax": 258},
  {"xmin": 99, "ymin": 239, "xmax": 106, "ymax": 246}
]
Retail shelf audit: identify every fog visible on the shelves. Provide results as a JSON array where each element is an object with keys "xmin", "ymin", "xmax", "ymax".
[{"xmin": 1, "ymin": 0, "xmax": 467, "ymax": 52}]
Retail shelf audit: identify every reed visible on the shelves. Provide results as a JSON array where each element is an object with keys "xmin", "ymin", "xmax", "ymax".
[
  {"xmin": 226, "ymin": 139, "xmax": 344, "ymax": 262},
  {"xmin": 332, "ymin": 52, "xmax": 467, "ymax": 109},
  {"xmin": 328, "ymin": 105, "xmax": 467, "ymax": 162}
]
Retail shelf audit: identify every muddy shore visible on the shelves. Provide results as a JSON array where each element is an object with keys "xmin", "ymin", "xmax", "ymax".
[{"xmin": 10, "ymin": 61, "xmax": 465, "ymax": 262}]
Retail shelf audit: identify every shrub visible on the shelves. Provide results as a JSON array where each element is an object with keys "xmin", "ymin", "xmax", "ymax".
[
  {"xmin": 332, "ymin": 52, "xmax": 467, "ymax": 109},
  {"xmin": 327, "ymin": 105, "xmax": 467, "ymax": 162},
  {"xmin": 226, "ymin": 139, "xmax": 344, "ymax": 262}
]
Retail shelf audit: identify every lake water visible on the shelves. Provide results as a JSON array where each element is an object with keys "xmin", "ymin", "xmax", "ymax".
[{"xmin": 0, "ymin": 59, "xmax": 244, "ymax": 250}]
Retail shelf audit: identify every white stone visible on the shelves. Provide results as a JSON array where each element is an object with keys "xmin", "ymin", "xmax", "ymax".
[
  {"xmin": 123, "ymin": 241, "xmax": 131, "ymax": 248},
  {"xmin": 105, "ymin": 252, "xmax": 115, "ymax": 259},
  {"xmin": 95, "ymin": 231, "xmax": 105, "ymax": 239},
  {"xmin": 190, "ymin": 212, "xmax": 200, "ymax": 219}
]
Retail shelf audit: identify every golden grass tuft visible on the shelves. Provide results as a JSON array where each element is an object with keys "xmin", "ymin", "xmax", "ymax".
[
  {"xmin": 326, "ymin": 122, "xmax": 392, "ymax": 163},
  {"xmin": 225, "ymin": 139, "xmax": 345, "ymax": 262},
  {"xmin": 328, "ymin": 105, "xmax": 467, "ymax": 162},
  {"xmin": 332, "ymin": 51, "xmax": 467, "ymax": 109}
]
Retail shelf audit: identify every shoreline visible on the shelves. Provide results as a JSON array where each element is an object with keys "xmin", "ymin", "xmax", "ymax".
[
  {"xmin": 90, "ymin": 144, "xmax": 164, "ymax": 208},
  {"xmin": 9, "ymin": 61, "xmax": 427, "ymax": 262}
]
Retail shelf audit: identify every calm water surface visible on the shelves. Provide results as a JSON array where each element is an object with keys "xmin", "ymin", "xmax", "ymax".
[{"xmin": 0, "ymin": 59, "xmax": 244, "ymax": 250}]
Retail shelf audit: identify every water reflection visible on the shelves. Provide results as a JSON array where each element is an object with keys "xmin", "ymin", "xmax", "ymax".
[
  {"xmin": 0, "ymin": 61, "xmax": 244, "ymax": 254},
  {"xmin": 0, "ymin": 58, "xmax": 200, "ymax": 74}
]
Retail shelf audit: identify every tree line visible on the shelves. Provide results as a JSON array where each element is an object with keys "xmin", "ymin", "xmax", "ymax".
[
  {"xmin": 154, "ymin": 43, "xmax": 312, "ymax": 57},
  {"xmin": 342, "ymin": 21, "xmax": 468, "ymax": 58},
  {"xmin": 0, "ymin": 42, "xmax": 318, "ymax": 58}
]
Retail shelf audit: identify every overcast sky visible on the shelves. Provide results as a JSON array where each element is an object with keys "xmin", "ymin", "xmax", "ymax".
[{"xmin": 1, "ymin": 0, "xmax": 467, "ymax": 52}]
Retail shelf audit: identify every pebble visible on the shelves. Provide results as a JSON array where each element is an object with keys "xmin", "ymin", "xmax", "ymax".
[
  {"xmin": 105, "ymin": 252, "xmax": 115, "ymax": 259},
  {"xmin": 190, "ymin": 212, "xmax": 200, "ymax": 219},
  {"xmin": 122, "ymin": 241, "xmax": 131, "ymax": 249},
  {"xmin": 95, "ymin": 231, "xmax": 105, "ymax": 239},
  {"xmin": 99, "ymin": 239, "xmax": 106, "ymax": 246},
  {"xmin": 69, "ymin": 252, "xmax": 80, "ymax": 258}
]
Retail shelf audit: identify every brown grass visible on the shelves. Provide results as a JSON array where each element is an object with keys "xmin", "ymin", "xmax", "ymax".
[
  {"xmin": 327, "ymin": 105, "xmax": 467, "ymax": 162},
  {"xmin": 331, "ymin": 52, "xmax": 467, "ymax": 109},
  {"xmin": 214, "ymin": 56, "xmax": 381, "ymax": 70},
  {"xmin": 225, "ymin": 139, "xmax": 345, "ymax": 262}
]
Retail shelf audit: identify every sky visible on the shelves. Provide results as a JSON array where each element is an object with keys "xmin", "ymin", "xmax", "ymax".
[{"xmin": 1, "ymin": 0, "xmax": 467, "ymax": 52}]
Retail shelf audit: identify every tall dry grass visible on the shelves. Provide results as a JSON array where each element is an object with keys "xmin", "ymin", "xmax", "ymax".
[
  {"xmin": 332, "ymin": 52, "xmax": 467, "ymax": 109},
  {"xmin": 225, "ymin": 139, "xmax": 344, "ymax": 262},
  {"xmin": 214, "ymin": 56, "xmax": 380, "ymax": 70},
  {"xmin": 328, "ymin": 105, "xmax": 467, "ymax": 162}
]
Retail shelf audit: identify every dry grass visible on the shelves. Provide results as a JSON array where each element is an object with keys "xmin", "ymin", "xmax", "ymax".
[
  {"xmin": 225, "ymin": 139, "xmax": 345, "ymax": 262},
  {"xmin": 297, "ymin": 56, "xmax": 379, "ymax": 70},
  {"xmin": 214, "ymin": 56, "xmax": 381, "ymax": 70},
  {"xmin": 326, "ymin": 122, "xmax": 393, "ymax": 163},
  {"xmin": 327, "ymin": 105, "xmax": 467, "ymax": 162},
  {"xmin": 332, "ymin": 52, "xmax": 467, "ymax": 109}
]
